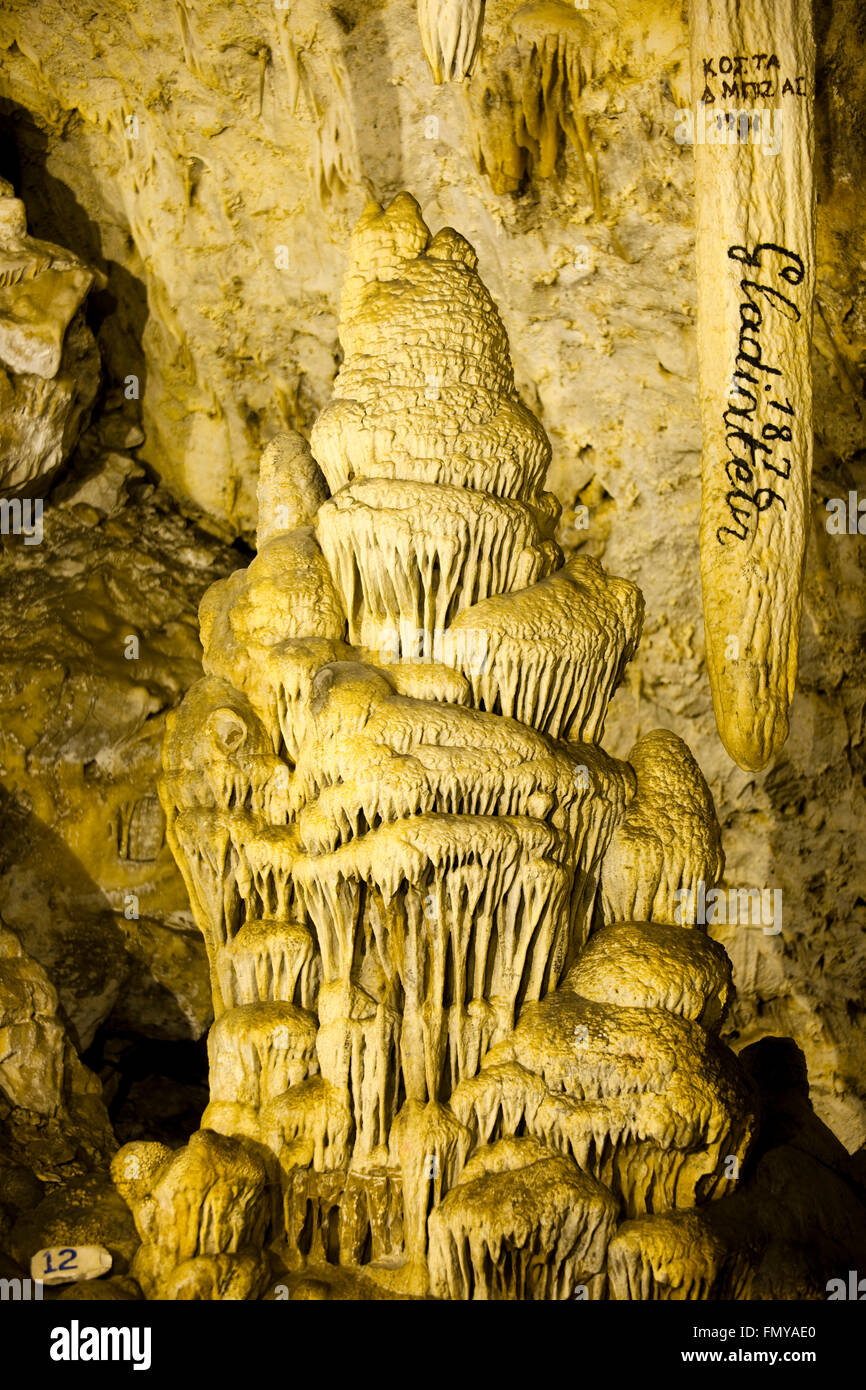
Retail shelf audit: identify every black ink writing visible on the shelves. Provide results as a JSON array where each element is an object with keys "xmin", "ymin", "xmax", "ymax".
[{"xmin": 716, "ymin": 244, "xmax": 804, "ymax": 545}]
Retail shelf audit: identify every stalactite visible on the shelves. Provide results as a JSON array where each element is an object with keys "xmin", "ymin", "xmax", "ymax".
[
  {"xmin": 417, "ymin": 0, "xmax": 486, "ymax": 85},
  {"xmin": 464, "ymin": 0, "xmax": 688, "ymax": 203},
  {"xmin": 690, "ymin": 0, "xmax": 817, "ymax": 770}
]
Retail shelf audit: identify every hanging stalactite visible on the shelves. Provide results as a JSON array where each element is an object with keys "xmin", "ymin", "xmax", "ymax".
[
  {"xmin": 690, "ymin": 0, "xmax": 817, "ymax": 770},
  {"xmin": 417, "ymin": 0, "xmax": 486, "ymax": 84}
]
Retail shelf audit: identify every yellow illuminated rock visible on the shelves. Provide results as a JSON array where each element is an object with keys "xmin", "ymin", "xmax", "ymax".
[
  {"xmin": 114, "ymin": 1130, "xmax": 271, "ymax": 1300},
  {"xmin": 0, "ymin": 178, "xmax": 99, "ymax": 494},
  {"xmin": 0, "ymin": 0, "xmax": 862, "ymax": 1312},
  {"xmin": 149, "ymin": 193, "xmax": 765, "ymax": 1299},
  {"xmin": 0, "ymin": 920, "xmax": 114, "ymax": 1176},
  {"xmin": 691, "ymin": 0, "xmax": 817, "ymax": 770},
  {"xmin": 417, "ymin": 0, "xmax": 485, "ymax": 84},
  {"xmin": 600, "ymin": 728, "xmax": 724, "ymax": 925}
]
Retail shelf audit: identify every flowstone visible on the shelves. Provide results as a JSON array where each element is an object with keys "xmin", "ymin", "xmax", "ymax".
[{"xmin": 134, "ymin": 193, "xmax": 760, "ymax": 1300}]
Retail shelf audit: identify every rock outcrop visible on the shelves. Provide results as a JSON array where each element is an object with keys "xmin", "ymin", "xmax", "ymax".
[{"xmin": 0, "ymin": 178, "xmax": 100, "ymax": 496}]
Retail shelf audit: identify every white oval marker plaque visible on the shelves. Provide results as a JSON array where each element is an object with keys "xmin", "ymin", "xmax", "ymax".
[{"xmin": 31, "ymin": 1245, "xmax": 113, "ymax": 1286}]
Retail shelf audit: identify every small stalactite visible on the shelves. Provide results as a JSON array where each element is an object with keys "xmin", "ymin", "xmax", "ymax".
[
  {"xmin": 418, "ymin": 0, "xmax": 486, "ymax": 84},
  {"xmin": 465, "ymin": 0, "xmax": 689, "ymax": 209},
  {"xmin": 174, "ymin": 0, "xmax": 204, "ymax": 82},
  {"xmin": 463, "ymin": 1, "xmax": 604, "ymax": 202},
  {"xmin": 268, "ymin": 1, "xmax": 361, "ymax": 206}
]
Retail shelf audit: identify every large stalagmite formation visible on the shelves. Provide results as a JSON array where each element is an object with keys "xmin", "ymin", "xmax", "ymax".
[{"xmin": 142, "ymin": 192, "xmax": 763, "ymax": 1299}]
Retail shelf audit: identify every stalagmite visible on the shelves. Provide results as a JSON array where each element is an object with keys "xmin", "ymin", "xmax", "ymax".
[
  {"xmin": 260, "ymin": 1076, "xmax": 353, "ymax": 1171},
  {"xmin": 215, "ymin": 918, "xmax": 319, "ymax": 1011},
  {"xmin": 256, "ymin": 430, "xmax": 329, "ymax": 547},
  {"xmin": 690, "ymin": 0, "xmax": 817, "ymax": 770},
  {"xmin": 427, "ymin": 1138, "xmax": 618, "ymax": 1299},
  {"xmin": 150, "ymin": 192, "xmax": 762, "ymax": 1299},
  {"xmin": 454, "ymin": 984, "xmax": 758, "ymax": 1217},
  {"xmin": 208, "ymin": 1001, "xmax": 319, "ymax": 1107},
  {"xmin": 567, "ymin": 922, "xmax": 732, "ymax": 1030},
  {"xmin": 316, "ymin": 478, "xmax": 559, "ymax": 652},
  {"xmin": 390, "ymin": 1100, "xmax": 472, "ymax": 1274},
  {"xmin": 112, "ymin": 1131, "xmax": 271, "ymax": 1301},
  {"xmin": 447, "ymin": 554, "xmax": 643, "ymax": 740},
  {"xmin": 600, "ymin": 729, "xmax": 724, "ymax": 925},
  {"xmin": 608, "ymin": 1209, "xmax": 731, "ymax": 1301}
]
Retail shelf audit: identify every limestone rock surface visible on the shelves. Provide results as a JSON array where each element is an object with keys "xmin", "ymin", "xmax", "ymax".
[
  {"xmin": 0, "ymin": 178, "xmax": 100, "ymax": 495},
  {"xmin": 0, "ymin": 427, "xmax": 240, "ymax": 1049}
]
